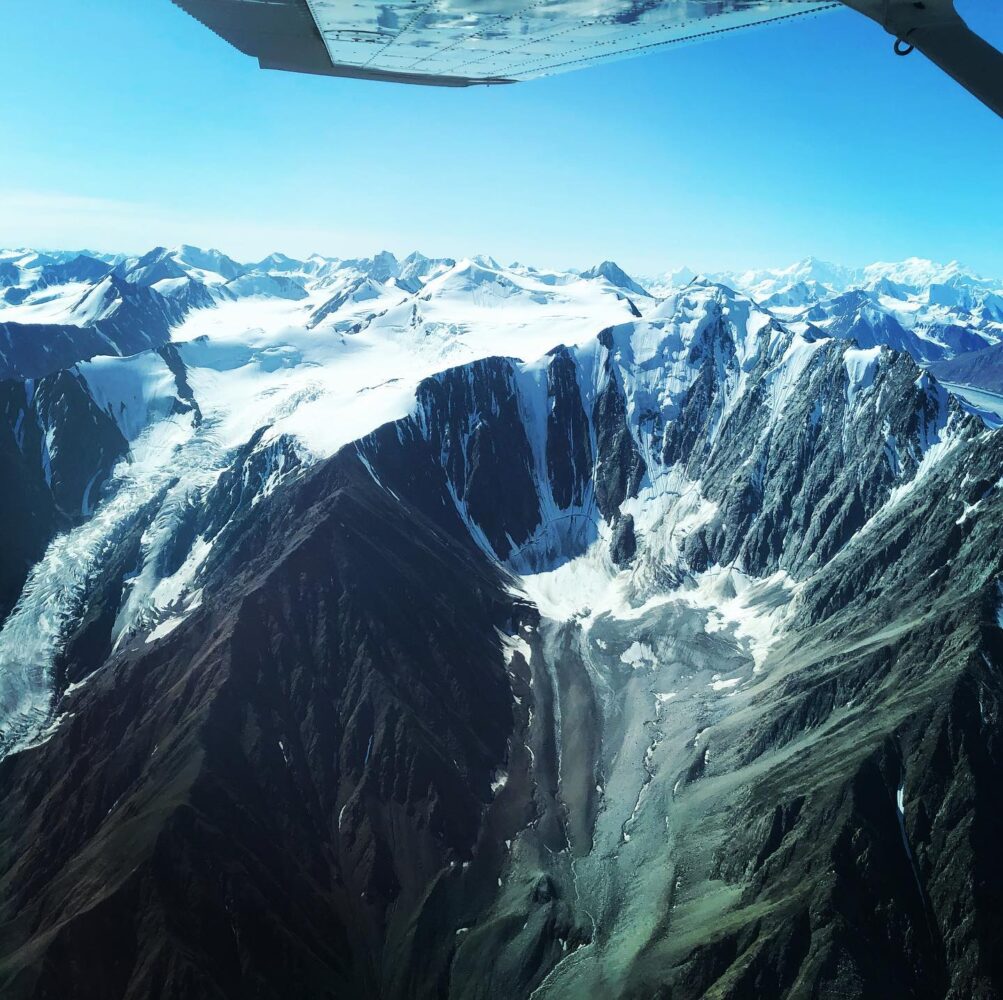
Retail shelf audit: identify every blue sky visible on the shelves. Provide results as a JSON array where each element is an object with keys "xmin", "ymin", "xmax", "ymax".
[{"xmin": 1, "ymin": 0, "xmax": 1000, "ymax": 276}]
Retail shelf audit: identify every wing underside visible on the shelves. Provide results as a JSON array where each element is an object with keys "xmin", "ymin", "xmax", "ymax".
[
  {"xmin": 171, "ymin": 0, "xmax": 837, "ymax": 87},
  {"xmin": 171, "ymin": 0, "xmax": 1003, "ymax": 116}
]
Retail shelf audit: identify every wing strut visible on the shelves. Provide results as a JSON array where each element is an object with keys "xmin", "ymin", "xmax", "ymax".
[{"xmin": 842, "ymin": 0, "xmax": 1003, "ymax": 118}]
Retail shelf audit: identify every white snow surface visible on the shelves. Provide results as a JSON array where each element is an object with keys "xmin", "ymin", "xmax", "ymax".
[{"xmin": 843, "ymin": 346, "xmax": 881, "ymax": 405}]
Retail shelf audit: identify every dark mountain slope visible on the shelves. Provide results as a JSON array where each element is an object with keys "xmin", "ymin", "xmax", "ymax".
[
  {"xmin": 0, "ymin": 453, "xmax": 522, "ymax": 999},
  {"xmin": 34, "ymin": 254, "xmax": 113, "ymax": 290},
  {"xmin": 0, "ymin": 275, "xmax": 215, "ymax": 381},
  {"xmin": 627, "ymin": 432, "xmax": 1003, "ymax": 999},
  {"xmin": 929, "ymin": 341, "xmax": 1003, "ymax": 394}
]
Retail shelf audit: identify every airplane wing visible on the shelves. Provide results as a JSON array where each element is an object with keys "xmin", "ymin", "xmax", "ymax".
[
  {"xmin": 169, "ymin": 0, "xmax": 839, "ymax": 87},
  {"xmin": 170, "ymin": 0, "xmax": 1003, "ymax": 116}
]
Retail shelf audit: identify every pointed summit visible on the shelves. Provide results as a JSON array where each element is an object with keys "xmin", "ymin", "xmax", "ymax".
[
  {"xmin": 170, "ymin": 245, "xmax": 244, "ymax": 282},
  {"xmin": 252, "ymin": 252, "xmax": 305, "ymax": 273},
  {"xmin": 581, "ymin": 260, "xmax": 650, "ymax": 298},
  {"xmin": 118, "ymin": 247, "xmax": 187, "ymax": 287}
]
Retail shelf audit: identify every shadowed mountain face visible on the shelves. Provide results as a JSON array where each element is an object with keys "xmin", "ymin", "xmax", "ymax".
[
  {"xmin": 0, "ymin": 255, "xmax": 1002, "ymax": 1000},
  {"xmin": 0, "ymin": 273, "xmax": 215, "ymax": 381},
  {"xmin": 930, "ymin": 341, "xmax": 1003, "ymax": 395},
  {"xmin": 0, "ymin": 456, "xmax": 521, "ymax": 999},
  {"xmin": 0, "ymin": 370, "xmax": 128, "ymax": 620}
]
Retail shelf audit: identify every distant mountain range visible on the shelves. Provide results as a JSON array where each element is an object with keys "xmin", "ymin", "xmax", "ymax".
[
  {"xmin": 1, "ymin": 245, "xmax": 1002, "ymax": 1000},
  {"xmin": 646, "ymin": 255, "xmax": 1003, "ymax": 364},
  {"xmin": 4, "ymin": 247, "xmax": 1000, "ymax": 383}
]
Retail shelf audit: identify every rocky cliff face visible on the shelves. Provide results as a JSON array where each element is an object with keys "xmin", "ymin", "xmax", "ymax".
[
  {"xmin": 348, "ymin": 284, "xmax": 1003, "ymax": 1000},
  {"xmin": 0, "ymin": 267, "xmax": 1001, "ymax": 999},
  {"xmin": 0, "ymin": 369, "xmax": 128, "ymax": 621}
]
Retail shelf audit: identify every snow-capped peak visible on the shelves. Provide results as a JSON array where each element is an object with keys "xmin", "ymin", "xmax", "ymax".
[
  {"xmin": 580, "ymin": 260, "xmax": 650, "ymax": 298},
  {"xmin": 169, "ymin": 244, "xmax": 244, "ymax": 283}
]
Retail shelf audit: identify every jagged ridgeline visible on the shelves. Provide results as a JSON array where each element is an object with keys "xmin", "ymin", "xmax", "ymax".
[{"xmin": 0, "ymin": 248, "xmax": 1001, "ymax": 1000}]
